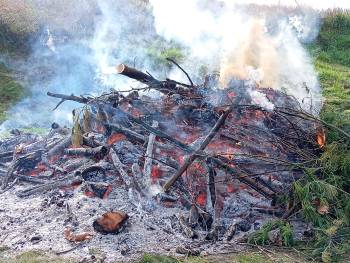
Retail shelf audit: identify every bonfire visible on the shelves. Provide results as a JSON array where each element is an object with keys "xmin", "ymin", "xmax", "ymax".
[{"xmin": 0, "ymin": 60, "xmax": 327, "ymax": 258}]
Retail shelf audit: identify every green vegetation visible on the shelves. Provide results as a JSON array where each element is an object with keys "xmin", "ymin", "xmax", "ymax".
[
  {"xmin": 138, "ymin": 253, "xmax": 178, "ymax": 263},
  {"xmin": 0, "ymin": 1, "xmax": 38, "ymax": 55},
  {"xmin": 313, "ymin": 11, "xmax": 350, "ymax": 142},
  {"xmin": 251, "ymin": 10, "xmax": 350, "ymax": 262},
  {"xmin": 145, "ymin": 39, "xmax": 187, "ymax": 70},
  {"xmin": 1, "ymin": 251, "xmax": 295, "ymax": 263},
  {"xmin": 0, "ymin": 251, "xmax": 75, "ymax": 263},
  {"xmin": 314, "ymin": 11, "xmax": 350, "ymax": 68},
  {"xmin": 305, "ymin": 11, "xmax": 350, "ymax": 262},
  {"xmin": 0, "ymin": 63, "xmax": 25, "ymax": 122},
  {"xmin": 135, "ymin": 251, "xmax": 300, "ymax": 263},
  {"xmin": 248, "ymin": 220, "xmax": 294, "ymax": 247}
]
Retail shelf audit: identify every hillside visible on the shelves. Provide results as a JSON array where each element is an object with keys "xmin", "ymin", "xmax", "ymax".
[{"xmin": 313, "ymin": 11, "xmax": 350, "ymax": 141}]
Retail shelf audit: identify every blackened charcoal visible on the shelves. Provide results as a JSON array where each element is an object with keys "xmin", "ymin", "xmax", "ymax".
[
  {"xmin": 237, "ymin": 220, "xmax": 251, "ymax": 232},
  {"xmin": 112, "ymin": 141, "xmax": 143, "ymax": 165}
]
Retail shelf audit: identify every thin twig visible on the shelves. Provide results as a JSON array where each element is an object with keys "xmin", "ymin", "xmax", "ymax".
[{"xmin": 166, "ymin": 58, "xmax": 194, "ymax": 87}]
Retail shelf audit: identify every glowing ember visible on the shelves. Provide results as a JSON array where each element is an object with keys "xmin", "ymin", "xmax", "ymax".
[
  {"xmin": 316, "ymin": 127, "xmax": 326, "ymax": 148},
  {"xmin": 196, "ymin": 192, "xmax": 206, "ymax": 206},
  {"xmin": 151, "ymin": 165, "xmax": 162, "ymax": 180},
  {"xmin": 108, "ymin": 133, "xmax": 127, "ymax": 145}
]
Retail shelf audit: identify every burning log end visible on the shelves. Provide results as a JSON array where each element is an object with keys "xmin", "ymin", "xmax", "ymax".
[
  {"xmin": 116, "ymin": 64, "xmax": 155, "ymax": 84},
  {"xmin": 93, "ymin": 211, "xmax": 129, "ymax": 234}
]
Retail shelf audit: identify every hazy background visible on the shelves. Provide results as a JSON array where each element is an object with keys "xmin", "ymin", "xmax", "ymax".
[{"xmin": 0, "ymin": 0, "xmax": 347, "ymax": 130}]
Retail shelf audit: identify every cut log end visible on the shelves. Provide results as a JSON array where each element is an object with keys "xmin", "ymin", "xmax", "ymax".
[{"xmin": 116, "ymin": 64, "xmax": 126, "ymax": 74}]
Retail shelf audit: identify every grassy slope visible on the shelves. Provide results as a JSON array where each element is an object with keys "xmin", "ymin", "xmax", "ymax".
[
  {"xmin": 0, "ymin": 64, "xmax": 25, "ymax": 122},
  {"xmin": 0, "ymin": 249, "xmax": 305, "ymax": 263},
  {"xmin": 313, "ymin": 12, "xmax": 350, "ymax": 141}
]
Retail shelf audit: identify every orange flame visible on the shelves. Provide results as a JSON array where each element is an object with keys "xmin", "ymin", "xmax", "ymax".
[
  {"xmin": 151, "ymin": 165, "xmax": 162, "ymax": 179},
  {"xmin": 227, "ymin": 182, "xmax": 235, "ymax": 193},
  {"xmin": 107, "ymin": 133, "xmax": 127, "ymax": 145},
  {"xmin": 316, "ymin": 127, "xmax": 326, "ymax": 148},
  {"xmin": 196, "ymin": 192, "xmax": 206, "ymax": 206}
]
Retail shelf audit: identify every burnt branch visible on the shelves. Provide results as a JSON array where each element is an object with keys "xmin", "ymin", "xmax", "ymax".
[
  {"xmin": 166, "ymin": 58, "xmax": 194, "ymax": 87},
  {"xmin": 163, "ymin": 104, "xmax": 234, "ymax": 192}
]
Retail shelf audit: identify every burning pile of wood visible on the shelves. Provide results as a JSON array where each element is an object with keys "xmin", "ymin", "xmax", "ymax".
[{"xmin": 0, "ymin": 62, "xmax": 324, "ymax": 240}]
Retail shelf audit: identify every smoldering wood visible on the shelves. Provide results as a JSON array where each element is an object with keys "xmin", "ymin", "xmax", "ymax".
[
  {"xmin": 0, "ymin": 151, "xmax": 13, "ymax": 159},
  {"xmin": 83, "ymin": 135, "xmax": 103, "ymax": 148},
  {"xmin": 106, "ymin": 123, "xmax": 145, "ymax": 143},
  {"xmin": 14, "ymin": 174, "xmax": 52, "ymax": 184},
  {"xmin": 110, "ymin": 149, "xmax": 131, "ymax": 187},
  {"xmin": 163, "ymin": 104, "xmax": 234, "ymax": 192},
  {"xmin": 1, "ymin": 150, "xmax": 43, "ymax": 190},
  {"xmin": 178, "ymin": 214, "xmax": 196, "ymax": 239},
  {"xmin": 42, "ymin": 63, "xmax": 328, "ymax": 235},
  {"xmin": 143, "ymin": 121, "xmax": 158, "ymax": 186},
  {"xmin": 116, "ymin": 64, "xmax": 156, "ymax": 85},
  {"xmin": 115, "ymin": 113, "xmax": 277, "ymax": 198},
  {"xmin": 62, "ymin": 158, "xmax": 94, "ymax": 173},
  {"xmin": 64, "ymin": 146, "xmax": 109, "ymax": 158},
  {"xmin": 107, "ymin": 122, "xmax": 175, "ymax": 152},
  {"xmin": 224, "ymin": 220, "xmax": 238, "ymax": 241},
  {"xmin": 210, "ymin": 157, "xmax": 276, "ymax": 199},
  {"xmin": 47, "ymin": 136, "xmax": 72, "ymax": 158},
  {"xmin": 206, "ymin": 159, "xmax": 216, "ymax": 215},
  {"xmin": 16, "ymin": 175, "xmax": 82, "ymax": 197},
  {"xmin": 139, "ymin": 132, "xmax": 277, "ymax": 199},
  {"xmin": 47, "ymin": 92, "xmax": 90, "ymax": 110},
  {"xmin": 188, "ymin": 204, "xmax": 199, "ymax": 227},
  {"xmin": 131, "ymin": 163, "xmax": 146, "ymax": 191},
  {"xmin": 114, "ymin": 108, "xmax": 192, "ymax": 153},
  {"xmin": 47, "ymin": 90, "xmax": 281, "ymax": 198}
]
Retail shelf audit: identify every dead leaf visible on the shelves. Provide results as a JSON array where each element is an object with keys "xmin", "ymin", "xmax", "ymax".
[
  {"xmin": 317, "ymin": 204, "xmax": 329, "ymax": 215},
  {"xmin": 64, "ymin": 227, "xmax": 94, "ymax": 242}
]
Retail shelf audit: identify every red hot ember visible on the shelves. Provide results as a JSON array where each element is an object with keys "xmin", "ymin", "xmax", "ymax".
[{"xmin": 0, "ymin": 64, "xmax": 324, "ymax": 241}]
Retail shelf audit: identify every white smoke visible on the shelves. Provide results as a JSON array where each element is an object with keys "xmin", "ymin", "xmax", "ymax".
[
  {"xmin": 0, "ymin": 0, "xmax": 159, "ymax": 130},
  {"xmin": 0, "ymin": 0, "xmax": 335, "ymax": 131},
  {"xmin": 149, "ymin": 0, "xmax": 322, "ymax": 113}
]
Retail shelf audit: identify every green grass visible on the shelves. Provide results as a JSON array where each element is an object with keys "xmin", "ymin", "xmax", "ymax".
[
  {"xmin": 1, "ymin": 251, "xmax": 299, "ymax": 263},
  {"xmin": 312, "ymin": 11, "xmax": 350, "ymax": 142},
  {"xmin": 282, "ymin": 10, "xmax": 350, "ymax": 263},
  {"xmin": 0, "ymin": 251, "xmax": 75, "ymax": 263},
  {"xmin": 138, "ymin": 253, "xmax": 179, "ymax": 263},
  {"xmin": 313, "ymin": 11, "xmax": 350, "ymax": 68},
  {"xmin": 0, "ymin": 63, "xmax": 25, "ymax": 122},
  {"xmin": 137, "ymin": 251, "xmax": 306, "ymax": 263}
]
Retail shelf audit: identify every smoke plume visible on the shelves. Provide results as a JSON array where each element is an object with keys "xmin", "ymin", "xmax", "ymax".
[
  {"xmin": 0, "ymin": 0, "xmax": 326, "ymax": 131},
  {"xmin": 150, "ymin": 0, "xmax": 322, "ymax": 113}
]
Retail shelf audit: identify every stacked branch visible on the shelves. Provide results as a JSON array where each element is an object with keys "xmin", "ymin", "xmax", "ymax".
[{"xmin": 0, "ymin": 63, "xmax": 330, "ymax": 240}]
